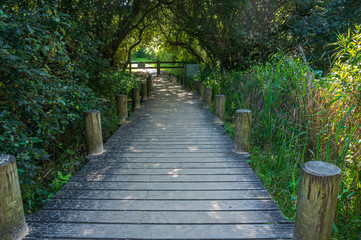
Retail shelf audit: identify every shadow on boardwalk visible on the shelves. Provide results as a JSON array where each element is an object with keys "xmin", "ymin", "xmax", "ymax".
[{"xmin": 24, "ymin": 73, "xmax": 293, "ymax": 239}]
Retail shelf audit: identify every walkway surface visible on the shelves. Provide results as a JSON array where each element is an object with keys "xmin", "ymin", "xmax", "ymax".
[{"xmin": 24, "ymin": 74, "xmax": 293, "ymax": 239}]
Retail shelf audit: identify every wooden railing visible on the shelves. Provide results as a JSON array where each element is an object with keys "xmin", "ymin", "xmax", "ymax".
[{"xmin": 128, "ymin": 60, "xmax": 190, "ymax": 76}]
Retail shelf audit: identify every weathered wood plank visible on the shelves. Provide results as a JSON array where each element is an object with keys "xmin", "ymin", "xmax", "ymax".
[
  {"xmin": 104, "ymin": 144, "xmax": 233, "ymax": 150},
  {"xmin": 25, "ymin": 223, "xmax": 293, "ymax": 239},
  {"xmin": 84, "ymin": 161, "xmax": 249, "ymax": 169},
  {"xmin": 70, "ymin": 174, "xmax": 259, "ymax": 182},
  {"xmin": 27, "ymin": 210, "xmax": 286, "ymax": 224},
  {"xmin": 101, "ymin": 152, "xmax": 241, "ymax": 158},
  {"xmin": 53, "ymin": 189, "xmax": 272, "ymax": 200},
  {"xmin": 62, "ymin": 181, "xmax": 264, "ymax": 191},
  {"xmin": 105, "ymin": 148, "xmax": 234, "ymax": 153},
  {"xmin": 77, "ymin": 167, "xmax": 254, "ymax": 175},
  {"xmin": 88, "ymin": 158, "xmax": 243, "ymax": 163},
  {"xmin": 42, "ymin": 199, "xmax": 278, "ymax": 211}
]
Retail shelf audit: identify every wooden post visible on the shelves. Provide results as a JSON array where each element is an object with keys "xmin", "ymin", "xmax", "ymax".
[
  {"xmin": 141, "ymin": 82, "xmax": 148, "ymax": 101},
  {"xmin": 116, "ymin": 94, "xmax": 127, "ymax": 123},
  {"xmin": 188, "ymin": 78, "xmax": 193, "ymax": 90},
  {"xmin": 234, "ymin": 109, "xmax": 251, "ymax": 153},
  {"xmin": 147, "ymin": 75, "xmax": 152, "ymax": 96},
  {"xmin": 132, "ymin": 87, "xmax": 141, "ymax": 110},
  {"xmin": 199, "ymin": 82, "xmax": 205, "ymax": 100},
  {"xmin": 129, "ymin": 62, "xmax": 132, "ymax": 73},
  {"xmin": 157, "ymin": 60, "xmax": 160, "ymax": 76},
  {"xmin": 214, "ymin": 95, "xmax": 225, "ymax": 124},
  {"xmin": 193, "ymin": 80, "xmax": 199, "ymax": 94},
  {"xmin": 293, "ymin": 161, "xmax": 342, "ymax": 240},
  {"xmin": 85, "ymin": 110, "xmax": 104, "ymax": 155},
  {"xmin": 204, "ymin": 87, "xmax": 212, "ymax": 108},
  {"xmin": 0, "ymin": 154, "xmax": 27, "ymax": 240}
]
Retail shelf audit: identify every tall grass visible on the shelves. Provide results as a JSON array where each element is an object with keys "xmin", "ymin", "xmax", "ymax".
[{"xmin": 195, "ymin": 37, "xmax": 360, "ymax": 239}]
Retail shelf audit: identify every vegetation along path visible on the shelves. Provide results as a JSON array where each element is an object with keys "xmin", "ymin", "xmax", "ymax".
[{"xmin": 24, "ymin": 73, "xmax": 293, "ymax": 239}]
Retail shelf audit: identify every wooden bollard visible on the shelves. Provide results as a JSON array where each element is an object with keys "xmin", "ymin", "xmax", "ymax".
[
  {"xmin": 147, "ymin": 76, "xmax": 152, "ymax": 96},
  {"xmin": 141, "ymin": 82, "xmax": 148, "ymax": 101},
  {"xmin": 157, "ymin": 60, "xmax": 160, "ymax": 76},
  {"xmin": 193, "ymin": 80, "xmax": 199, "ymax": 93},
  {"xmin": 0, "ymin": 154, "xmax": 27, "ymax": 239},
  {"xmin": 85, "ymin": 110, "xmax": 104, "ymax": 155},
  {"xmin": 293, "ymin": 161, "xmax": 342, "ymax": 240},
  {"xmin": 132, "ymin": 87, "xmax": 140, "ymax": 109},
  {"xmin": 199, "ymin": 82, "xmax": 205, "ymax": 100},
  {"xmin": 214, "ymin": 95, "xmax": 225, "ymax": 124},
  {"xmin": 234, "ymin": 109, "xmax": 251, "ymax": 153},
  {"xmin": 189, "ymin": 79, "xmax": 193, "ymax": 90},
  {"xmin": 204, "ymin": 87, "xmax": 212, "ymax": 108},
  {"xmin": 116, "ymin": 94, "xmax": 127, "ymax": 123}
]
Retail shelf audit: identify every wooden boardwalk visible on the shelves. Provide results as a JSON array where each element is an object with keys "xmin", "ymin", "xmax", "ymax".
[{"xmin": 24, "ymin": 75, "xmax": 293, "ymax": 239}]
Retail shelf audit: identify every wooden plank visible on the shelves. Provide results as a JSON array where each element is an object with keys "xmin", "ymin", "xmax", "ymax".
[
  {"xmin": 106, "ymin": 137, "xmax": 231, "ymax": 142},
  {"xmin": 70, "ymin": 174, "xmax": 259, "ymax": 182},
  {"xmin": 104, "ymin": 144, "xmax": 233, "ymax": 149},
  {"xmin": 53, "ymin": 190, "xmax": 272, "ymax": 200},
  {"xmin": 101, "ymin": 152, "xmax": 239, "ymax": 158},
  {"xmin": 62, "ymin": 181, "xmax": 264, "ymax": 191},
  {"xmin": 105, "ymin": 141, "xmax": 232, "ymax": 145},
  {"xmin": 105, "ymin": 148, "xmax": 233, "ymax": 153},
  {"xmin": 88, "ymin": 157, "xmax": 243, "ymax": 163},
  {"xmin": 25, "ymin": 223, "xmax": 293, "ymax": 239},
  {"xmin": 42, "ymin": 199, "xmax": 278, "ymax": 211},
  {"xmin": 77, "ymin": 167, "xmax": 254, "ymax": 175},
  {"xmin": 84, "ymin": 161, "xmax": 249, "ymax": 169},
  {"xmin": 27, "ymin": 210, "xmax": 286, "ymax": 224}
]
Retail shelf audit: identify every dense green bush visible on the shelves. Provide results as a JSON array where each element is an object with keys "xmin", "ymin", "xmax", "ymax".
[{"xmin": 0, "ymin": 3, "xmax": 133, "ymax": 212}]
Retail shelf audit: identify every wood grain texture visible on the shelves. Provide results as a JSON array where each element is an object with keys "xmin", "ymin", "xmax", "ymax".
[
  {"xmin": 132, "ymin": 87, "xmax": 140, "ymax": 109},
  {"xmin": 25, "ymin": 223, "xmax": 293, "ymax": 239},
  {"xmin": 116, "ymin": 94, "xmax": 128, "ymax": 123},
  {"xmin": 25, "ymin": 76, "xmax": 292, "ymax": 239},
  {"xmin": 147, "ymin": 75, "xmax": 152, "ymax": 95},
  {"xmin": 141, "ymin": 82, "xmax": 148, "ymax": 101},
  {"xmin": 293, "ymin": 161, "xmax": 341, "ymax": 240},
  {"xmin": 0, "ymin": 154, "xmax": 27, "ymax": 240},
  {"xmin": 84, "ymin": 110, "xmax": 103, "ymax": 155},
  {"xmin": 214, "ymin": 94, "xmax": 225, "ymax": 123},
  {"xmin": 205, "ymin": 87, "xmax": 212, "ymax": 108},
  {"xmin": 234, "ymin": 109, "xmax": 252, "ymax": 153}
]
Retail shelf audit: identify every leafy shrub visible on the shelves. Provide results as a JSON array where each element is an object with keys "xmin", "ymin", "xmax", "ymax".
[
  {"xmin": 0, "ymin": 3, "xmax": 126, "ymax": 213},
  {"xmin": 94, "ymin": 70, "xmax": 141, "ymax": 100}
]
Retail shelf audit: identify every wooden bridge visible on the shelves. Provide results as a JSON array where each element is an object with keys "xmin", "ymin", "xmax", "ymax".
[{"xmin": 22, "ymin": 73, "xmax": 294, "ymax": 239}]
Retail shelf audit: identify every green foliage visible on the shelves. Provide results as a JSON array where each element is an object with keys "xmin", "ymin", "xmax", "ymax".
[
  {"xmin": 132, "ymin": 48, "xmax": 149, "ymax": 59},
  {"xmin": 95, "ymin": 70, "xmax": 141, "ymax": 100},
  {"xmin": 48, "ymin": 171, "xmax": 72, "ymax": 197},
  {"xmin": 0, "ymin": 2, "xmax": 133, "ymax": 213},
  {"xmin": 282, "ymin": 0, "xmax": 361, "ymax": 71}
]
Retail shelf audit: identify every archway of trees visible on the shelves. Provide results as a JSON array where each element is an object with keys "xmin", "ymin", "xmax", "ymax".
[{"xmin": 7, "ymin": 0, "xmax": 358, "ymax": 71}]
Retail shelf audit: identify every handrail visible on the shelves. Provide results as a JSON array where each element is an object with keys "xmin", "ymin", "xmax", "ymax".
[{"xmin": 128, "ymin": 60, "xmax": 195, "ymax": 76}]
